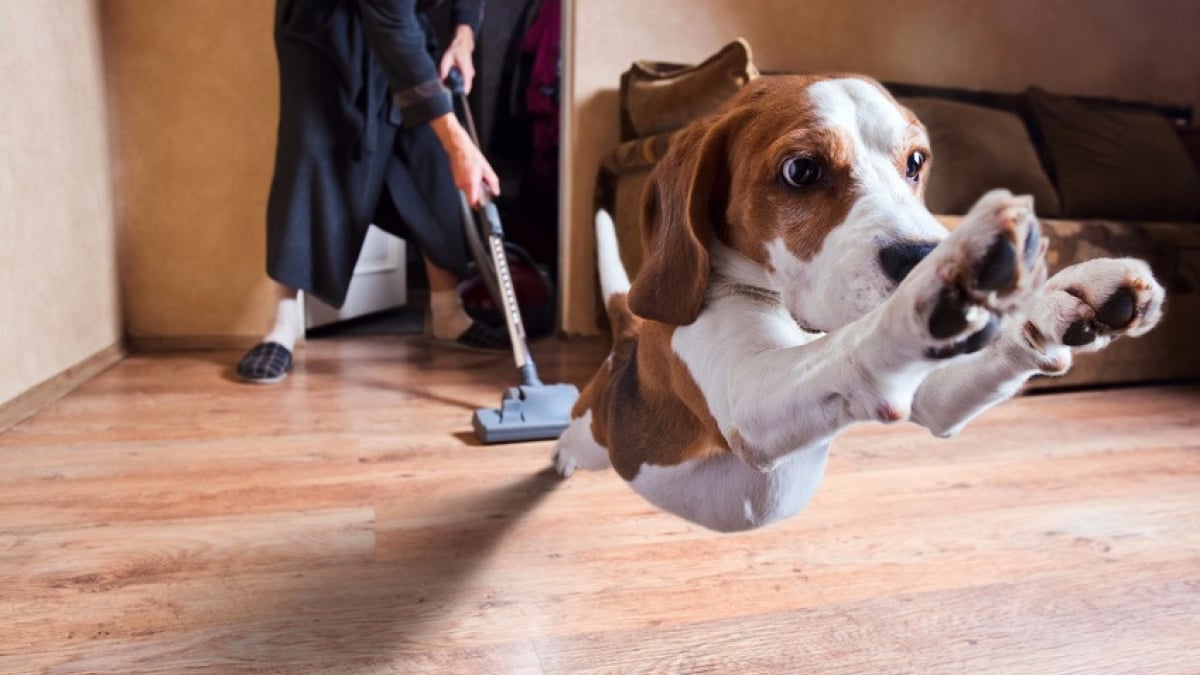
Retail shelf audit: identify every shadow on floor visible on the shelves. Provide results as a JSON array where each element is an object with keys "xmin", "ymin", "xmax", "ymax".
[{"xmin": 220, "ymin": 468, "xmax": 564, "ymax": 669}]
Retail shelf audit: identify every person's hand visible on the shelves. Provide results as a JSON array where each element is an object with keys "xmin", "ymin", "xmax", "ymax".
[
  {"xmin": 438, "ymin": 25, "xmax": 476, "ymax": 94},
  {"xmin": 430, "ymin": 113, "xmax": 500, "ymax": 207}
]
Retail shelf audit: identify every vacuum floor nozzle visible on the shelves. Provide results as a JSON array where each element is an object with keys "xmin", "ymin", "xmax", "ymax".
[{"xmin": 472, "ymin": 383, "xmax": 580, "ymax": 444}]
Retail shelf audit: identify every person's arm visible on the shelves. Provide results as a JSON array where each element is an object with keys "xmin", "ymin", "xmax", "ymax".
[
  {"xmin": 357, "ymin": 0, "xmax": 498, "ymax": 205},
  {"xmin": 357, "ymin": 0, "xmax": 452, "ymax": 128},
  {"xmin": 438, "ymin": 0, "xmax": 484, "ymax": 93},
  {"xmin": 429, "ymin": 112, "xmax": 499, "ymax": 207},
  {"xmin": 451, "ymin": 0, "xmax": 484, "ymax": 36}
]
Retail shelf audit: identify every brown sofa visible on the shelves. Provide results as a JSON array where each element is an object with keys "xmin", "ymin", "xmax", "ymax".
[{"xmin": 596, "ymin": 39, "xmax": 1200, "ymax": 389}]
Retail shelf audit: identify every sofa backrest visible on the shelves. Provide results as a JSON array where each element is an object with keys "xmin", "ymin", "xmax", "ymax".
[{"xmin": 881, "ymin": 80, "xmax": 1193, "ymax": 127}]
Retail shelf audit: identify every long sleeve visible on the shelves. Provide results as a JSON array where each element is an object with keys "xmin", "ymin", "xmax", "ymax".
[
  {"xmin": 451, "ymin": 0, "xmax": 484, "ymax": 36},
  {"xmin": 357, "ymin": 0, "xmax": 451, "ymax": 128}
]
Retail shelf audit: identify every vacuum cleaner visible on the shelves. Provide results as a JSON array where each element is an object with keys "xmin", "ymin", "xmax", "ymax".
[{"xmin": 446, "ymin": 69, "xmax": 579, "ymax": 444}]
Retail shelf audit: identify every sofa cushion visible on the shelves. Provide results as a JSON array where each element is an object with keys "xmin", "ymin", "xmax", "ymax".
[
  {"xmin": 900, "ymin": 97, "xmax": 1062, "ymax": 217},
  {"xmin": 1022, "ymin": 86, "xmax": 1200, "ymax": 221},
  {"xmin": 620, "ymin": 38, "xmax": 758, "ymax": 140}
]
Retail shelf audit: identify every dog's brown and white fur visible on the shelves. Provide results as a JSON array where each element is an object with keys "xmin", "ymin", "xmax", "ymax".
[{"xmin": 554, "ymin": 75, "xmax": 1165, "ymax": 532}]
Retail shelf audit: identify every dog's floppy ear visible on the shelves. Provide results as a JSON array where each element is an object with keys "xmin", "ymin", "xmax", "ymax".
[{"xmin": 628, "ymin": 114, "xmax": 733, "ymax": 325}]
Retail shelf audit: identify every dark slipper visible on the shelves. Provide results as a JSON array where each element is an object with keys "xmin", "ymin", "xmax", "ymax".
[
  {"xmin": 236, "ymin": 341, "xmax": 293, "ymax": 384},
  {"xmin": 431, "ymin": 320, "xmax": 511, "ymax": 353}
]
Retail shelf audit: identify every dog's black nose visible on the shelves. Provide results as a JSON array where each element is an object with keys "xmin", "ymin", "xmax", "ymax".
[{"xmin": 879, "ymin": 242, "xmax": 937, "ymax": 283}]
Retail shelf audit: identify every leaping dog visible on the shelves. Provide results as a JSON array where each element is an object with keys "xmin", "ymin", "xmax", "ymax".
[{"xmin": 555, "ymin": 75, "xmax": 1165, "ymax": 532}]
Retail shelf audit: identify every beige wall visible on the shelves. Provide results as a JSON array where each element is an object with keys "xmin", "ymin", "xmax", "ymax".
[
  {"xmin": 102, "ymin": 0, "xmax": 279, "ymax": 343},
  {"xmin": 561, "ymin": 0, "xmax": 1200, "ymax": 334},
  {"xmin": 0, "ymin": 1, "xmax": 121, "ymax": 406}
]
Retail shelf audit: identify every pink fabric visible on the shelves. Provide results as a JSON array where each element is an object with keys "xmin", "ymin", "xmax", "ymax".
[{"xmin": 520, "ymin": 0, "xmax": 560, "ymax": 186}]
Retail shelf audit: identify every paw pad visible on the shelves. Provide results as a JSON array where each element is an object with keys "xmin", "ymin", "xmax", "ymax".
[
  {"xmin": 928, "ymin": 287, "xmax": 969, "ymax": 339},
  {"xmin": 926, "ymin": 315, "xmax": 1000, "ymax": 359},
  {"xmin": 976, "ymin": 236, "xmax": 1018, "ymax": 291},
  {"xmin": 1096, "ymin": 287, "xmax": 1136, "ymax": 329},
  {"xmin": 1062, "ymin": 319, "xmax": 1097, "ymax": 347},
  {"xmin": 1060, "ymin": 285, "xmax": 1140, "ymax": 347}
]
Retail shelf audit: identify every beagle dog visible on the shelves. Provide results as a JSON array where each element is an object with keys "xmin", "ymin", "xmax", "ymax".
[{"xmin": 555, "ymin": 75, "xmax": 1165, "ymax": 532}]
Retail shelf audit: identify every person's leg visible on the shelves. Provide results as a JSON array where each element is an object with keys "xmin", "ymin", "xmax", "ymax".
[
  {"xmin": 424, "ymin": 257, "xmax": 510, "ymax": 351},
  {"xmin": 424, "ymin": 257, "xmax": 472, "ymax": 341},
  {"xmin": 262, "ymin": 282, "xmax": 301, "ymax": 352},
  {"xmin": 236, "ymin": 281, "xmax": 300, "ymax": 384}
]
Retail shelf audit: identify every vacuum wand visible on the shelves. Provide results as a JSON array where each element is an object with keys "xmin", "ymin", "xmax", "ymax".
[
  {"xmin": 448, "ymin": 68, "xmax": 541, "ymax": 387},
  {"xmin": 480, "ymin": 200, "xmax": 542, "ymax": 387}
]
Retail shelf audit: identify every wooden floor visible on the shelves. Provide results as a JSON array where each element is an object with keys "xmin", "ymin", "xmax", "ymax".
[{"xmin": 3, "ymin": 336, "xmax": 1200, "ymax": 674}]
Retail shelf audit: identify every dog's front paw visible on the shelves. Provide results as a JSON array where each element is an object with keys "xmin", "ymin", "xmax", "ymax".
[
  {"xmin": 1021, "ymin": 258, "xmax": 1165, "ymax": 372},
  {"xmin": 909, "ymin": 190, "xmax": 1047, "ymax": 359}
]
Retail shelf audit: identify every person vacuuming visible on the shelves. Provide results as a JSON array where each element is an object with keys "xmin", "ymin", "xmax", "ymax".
[{"xmin": 237, "ymin": 0, "xmax": 510, "ymax": 384}]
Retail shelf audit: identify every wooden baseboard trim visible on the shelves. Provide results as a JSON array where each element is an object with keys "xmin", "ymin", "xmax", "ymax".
[
  {"xmin": 126, "ymin": 335, "xmax": 304, "ymax": 352},
  {"xmin": 0, "ymin": 343, "xmax": 126, "ymax": 432}
]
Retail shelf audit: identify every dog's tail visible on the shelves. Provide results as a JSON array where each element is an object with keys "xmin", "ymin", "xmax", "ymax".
[{"xmin": 595, "ymin": 209, "xmax": 631, "ymax": 303}]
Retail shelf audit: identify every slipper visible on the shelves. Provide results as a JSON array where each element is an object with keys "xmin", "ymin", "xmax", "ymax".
[
  {"xmin": 430, "ymin": 319, "xmax": 511, "ymax": 353},
  {"xmin": 236, "ymin": 341, "xmax": 293, "ymax": 384}
]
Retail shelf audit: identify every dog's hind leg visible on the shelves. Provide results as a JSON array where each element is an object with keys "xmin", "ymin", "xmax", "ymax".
[
  {"xmin": 553, "ymin": 411, "xmax": 612, "ymax": 477},
  {"xmin": 911, "ymin": 257, "xmax": 1165, "ymax": 437}
]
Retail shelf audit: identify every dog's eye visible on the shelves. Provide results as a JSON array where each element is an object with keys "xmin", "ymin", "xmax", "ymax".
[
  {"xmin": 906, "ymin": 151, "xmax": 927, "ymax": 181},
  {"xmin": 781, "ymin": 157, "xmax": 823, "ymax": 188}
]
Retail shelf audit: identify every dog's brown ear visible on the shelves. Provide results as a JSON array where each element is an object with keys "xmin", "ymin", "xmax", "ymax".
[{"xmin": 628, "ymin": 114, "xmax": 732, "ymax": 325}]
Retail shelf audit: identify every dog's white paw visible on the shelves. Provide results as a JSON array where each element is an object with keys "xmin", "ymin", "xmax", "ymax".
[
  {"xmin": 1021, "ymin": 258, "xmax": 1165, "ymax": 372},
  {"xmin": 552, "ymin": 444, "xmax": 578, "ymax": 477},
  {"xmin": 552, "ymin": 413, "xmax": 612, "ymax": 477},
  {"xmin": 902, "ymin": 190, "xmax": 1047, "ymax": 359}
]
